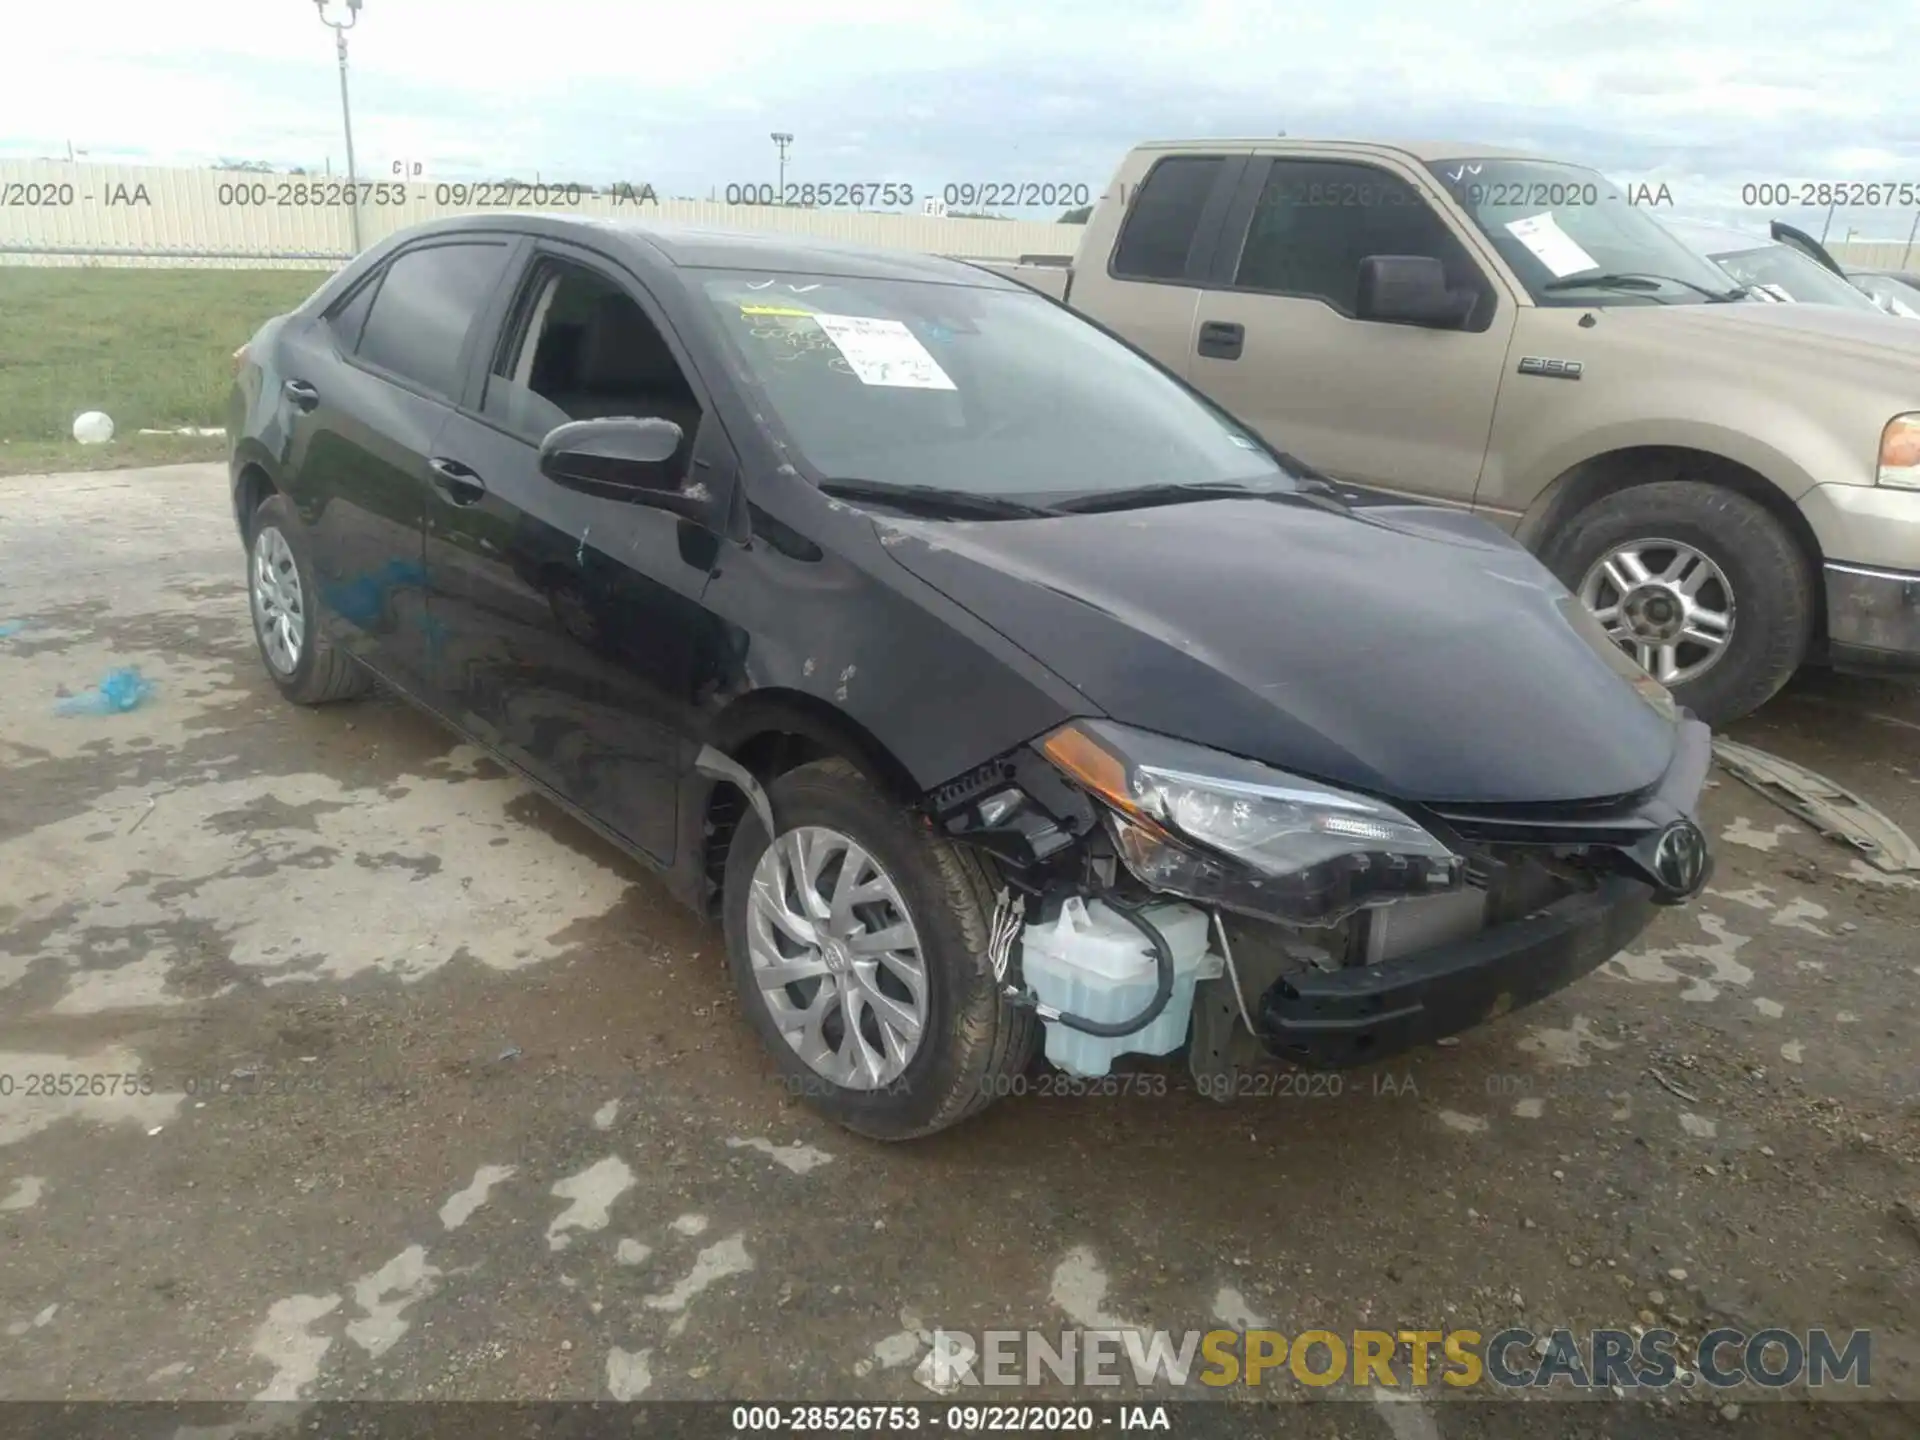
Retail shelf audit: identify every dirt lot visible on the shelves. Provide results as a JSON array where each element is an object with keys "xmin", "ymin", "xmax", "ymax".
[{"xmin": 1, "ymin": 464, "xmax": 1916, "ymax": 1435}]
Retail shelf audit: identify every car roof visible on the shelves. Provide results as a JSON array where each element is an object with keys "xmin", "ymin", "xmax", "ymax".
[
  {"xmin": 1133, "ymin": 138, "xmax": 1553, "ymax": 163},
  {"xmin": 1659, "ymin": 216, "xmax": 1777, "ymax": 255},
  {"xmin": 395, "ymin": 211, "xmax": 1018, "ymax": 287}
]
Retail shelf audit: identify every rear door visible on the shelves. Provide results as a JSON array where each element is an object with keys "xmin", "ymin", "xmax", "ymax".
[
  {"xmin": 275, "ymin": 236, "xmax": 518, "ymax": 687},
  {"xmin": 421, "ymin": 241, "xmax": 733, "ymax": 863},
  {"xmin": 1185, "ymin": 154, "xmax": 1514, "ymax": 506},
  {"xmin": 1066, "ymin": 152, "xmax": 1247, "ymax": 379}
]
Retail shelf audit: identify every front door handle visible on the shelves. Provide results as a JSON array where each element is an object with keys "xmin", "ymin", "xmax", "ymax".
[
  {"xmin": 427, "ymin": 456, "xmax": 488, "ymax": 506},
  {"xmin": 1196, "ymin": 320, "xmax": 1245, "ymax": 360},
  {"xmin": 282, "ymin": 378, "xmax": 321, "ymax": 411}
]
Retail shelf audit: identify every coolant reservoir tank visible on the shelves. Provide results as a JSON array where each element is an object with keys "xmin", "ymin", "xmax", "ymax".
[{"xmin": 1018, "ymin": 897, "xmax": 1222, "ymax": 1078}]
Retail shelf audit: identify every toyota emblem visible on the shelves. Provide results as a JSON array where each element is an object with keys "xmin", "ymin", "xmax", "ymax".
[{"xmin": 1652, "ymin": 819, "xmax": 1709, "ymax": 898}]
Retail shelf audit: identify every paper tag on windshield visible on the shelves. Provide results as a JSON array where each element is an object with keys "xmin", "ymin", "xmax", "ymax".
[
  {"xmin": 811, "ymin": 314, "xmax": 957, "ymax": 390},
  {"xmin": 1504, "ymin": 213, "xmax": 1597, "ymax": 279}
]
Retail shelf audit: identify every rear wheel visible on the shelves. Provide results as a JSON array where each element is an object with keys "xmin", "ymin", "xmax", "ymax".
[
  {"xmin": 247, "ymin": 494, "xmax": 371, "ymax": 706},
  {"xmin": 1541, "ymin": 481, "xmax": 1812, "ymax": 725},
  {"xmin": 720, "ymin": 758, "xmax": 1037, "ymax": 1140}
]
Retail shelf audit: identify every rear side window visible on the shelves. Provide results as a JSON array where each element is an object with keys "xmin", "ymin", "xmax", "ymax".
[
  {"xmin": 1111, "ymin": 156, "xmax": 1225, "ymax": 281},
  {"xmin": 355, "ymin": 241, "xmax": 512, "ymax": 399}
]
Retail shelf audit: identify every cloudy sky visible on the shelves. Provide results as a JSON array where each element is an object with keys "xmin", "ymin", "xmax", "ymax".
[{"xmin": 4, "ymin": 0, "xmax": 1916, "ymax": 238}]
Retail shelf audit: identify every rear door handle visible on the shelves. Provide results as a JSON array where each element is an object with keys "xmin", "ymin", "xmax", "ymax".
[
  {"xmin": 282, "ymin": 379, "xmax": 321, "ymax": 411},
  {"xmin": 427, "ymin": 456, "xmax": 487, "ymax": 506},
  {"xmin": 1196, "ymin": 320, "xmax": 1245, "ymax": 360}
]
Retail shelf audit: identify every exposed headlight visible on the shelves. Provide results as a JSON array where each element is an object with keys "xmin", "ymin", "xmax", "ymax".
[
  {"xmin": 1878, "ymin": 413, "xmax": 1920, "ymax": 489},
  {"xmin": 1038, "ymin": 719, "xmax": 1464, "ymax": 925}
]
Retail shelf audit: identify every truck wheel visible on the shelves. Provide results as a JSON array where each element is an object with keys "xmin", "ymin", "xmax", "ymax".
[
  {"xmin": 247, "ymin": 494, "xmax": 372, "ymax": 706},
  {"xmin": 1542, "ymin": 481, "xmax": 1812, "ymax": 725},
  {"xmin": 720, "ymin": 757, "xmax": 1038, "ymax": 1141}
]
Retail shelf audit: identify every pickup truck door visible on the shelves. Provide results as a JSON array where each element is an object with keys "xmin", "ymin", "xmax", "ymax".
[
  {"xmin": 1057, "ymin": 153, "xmax": 1249, "ymax": 380},
  {"xmin": 1185, "ymin": 155, "xmax": 1515, "ymax": 507}
]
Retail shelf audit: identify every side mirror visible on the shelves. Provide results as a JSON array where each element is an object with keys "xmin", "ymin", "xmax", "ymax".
[
  {"xmin": 1356, "ymin": 255, "xmax": 1475, "ymax": 328},
  {"xmin": 538, "ymin": 417, "xmax": 702, "ymax": 513}
]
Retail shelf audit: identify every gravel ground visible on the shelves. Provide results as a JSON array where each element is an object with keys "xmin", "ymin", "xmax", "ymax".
[{"xmin": 1, "ymin": 464, "xmax": 1915, "ymax": 1438}]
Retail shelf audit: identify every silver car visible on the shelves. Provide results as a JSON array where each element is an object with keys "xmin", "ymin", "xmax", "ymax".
[{"xmin": 1659, "ymin": 216, "xmax": 1889, "ymax": 312}]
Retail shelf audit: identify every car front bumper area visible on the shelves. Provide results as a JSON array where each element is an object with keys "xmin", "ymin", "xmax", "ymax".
[
  {"xmin": 1823, "ymin": 561, "xmax": 1920, "ymax": 673},
  {"xmin": 1256, "ymin": 875, "xmax": 1657, "ymax": 1068}
]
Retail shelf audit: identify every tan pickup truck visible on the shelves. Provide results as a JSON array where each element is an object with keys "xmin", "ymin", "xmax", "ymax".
[{"xmin": 984, "ymin": 140, "xmax": 1920, "ymax": 724}]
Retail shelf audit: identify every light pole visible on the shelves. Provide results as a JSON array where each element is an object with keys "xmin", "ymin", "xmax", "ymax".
[
  {"xmin": 770, "ymin": 132, "xmax": 793, "ymax": 203},
  {"xmin": 314, "ymin": 0, "xmax": 364, "ymax": 252}
]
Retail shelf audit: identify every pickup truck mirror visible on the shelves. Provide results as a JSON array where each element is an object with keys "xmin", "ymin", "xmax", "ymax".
[
  {"xmin": 538, "ymin": 417, "xmax": 704, "ymax": 514},
  {"xmin": 1356, "ymin": 255, "xmax": 1475, "ymax": 328}
]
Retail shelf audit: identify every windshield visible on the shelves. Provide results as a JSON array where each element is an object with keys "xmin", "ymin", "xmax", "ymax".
[
  {"xmin": 1707, "ymin": 243, "xmax": 1883, "ymax": 311},
  {"xmin": 689, "ymin": 269, "xmax": 1292, "ymax": 499},
  {"xmin": 1853, "ymin": 273, "xmax": 1920, "ymax": 318},
  {"xmin": 1425, "ymin": 158, "xmax": 1739, "ymax": 306}
]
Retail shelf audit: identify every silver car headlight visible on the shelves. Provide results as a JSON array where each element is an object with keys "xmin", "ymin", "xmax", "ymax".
[{"xmin": 1038, "ymin": 719, "xmax": 1465, "ymax": 925}]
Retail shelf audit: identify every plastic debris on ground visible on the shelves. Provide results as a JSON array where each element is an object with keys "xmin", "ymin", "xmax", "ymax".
[
  {"xmin": 0, "ymin": 620, "xmax": 25, "ymax": 639},
  {"xmin": 55, "ymin": 666, "xmax": 156, "ymax": 716},
  {"xmin": 1712, "ymin": 737, "xmax": 1920, "ymax": 873}
]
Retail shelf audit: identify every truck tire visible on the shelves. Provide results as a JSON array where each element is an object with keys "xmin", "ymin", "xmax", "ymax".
[
  {"xmin": 246, "ymin": 494, "xmax": 372, "ymax": 706},
  {"xmin": 720, "ymin": 757, "xmax": 1038, "ymax": 1140},
  {"xmin": 1542, "ymin": 481, "xmax": 1812, "ymax": 726}
]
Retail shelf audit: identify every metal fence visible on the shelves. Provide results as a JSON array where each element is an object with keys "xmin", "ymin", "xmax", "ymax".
[{"xmin": 0, "ymin": 160, "xmax": 1084, "ymax": 268}]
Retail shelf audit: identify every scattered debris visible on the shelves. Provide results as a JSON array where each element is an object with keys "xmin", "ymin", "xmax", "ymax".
[
  {"xmin": 1713, "ymin": 739, "xmax": 1920, "ymax": 873},
  {"xmin": 72, "ymin": 410, "xmax": 114, "ymax": 444},
  {"xmin": 1647, "ymin": 1067, "xmax": 1701, "ymax": 1104},
  {"xmin": 55, "ymin": 666, "xmax": 155, "ymax": 716}
]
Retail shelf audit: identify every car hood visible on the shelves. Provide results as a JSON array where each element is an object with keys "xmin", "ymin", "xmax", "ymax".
[
  {"xmin": 1610, "ymin": 296, "xmax": 1920, "ymax": 368},
  {"xmin": 875, "ymin": 497, "xmax": 1680, "ymax": 805}
]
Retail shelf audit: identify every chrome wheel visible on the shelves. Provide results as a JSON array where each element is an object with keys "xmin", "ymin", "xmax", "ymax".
[
  {"xmin": 251, "ymin": 525, "xmax": 306, "ymax": 676},
  {"xmin": 1578, "ymin": 538, "xmax": 1733, "ymax": 687},
  {"xmin": 745, "ymin": 825, "xmax": 928, "ymax": 1090}
]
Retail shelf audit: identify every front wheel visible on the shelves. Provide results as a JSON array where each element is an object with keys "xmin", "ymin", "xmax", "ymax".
[
  {"xmin": 1541, "ymin": 481, "xmax": 1813, "ymax": 725},
  {"xmin": 720, "ymin": 758, "xmax": 1037, "ymax": 1140}
]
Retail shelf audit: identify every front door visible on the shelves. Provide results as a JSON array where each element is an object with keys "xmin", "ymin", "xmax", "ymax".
[
  {"xmin": 1186, "ymin": 156, "xmax": 1514, "ymax": 507},
  {"xmin": 421, "ymin": 246, "xmax": 728, "ymax": 863}
]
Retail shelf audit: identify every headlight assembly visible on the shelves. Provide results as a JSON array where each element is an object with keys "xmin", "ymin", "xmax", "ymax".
[
  {"xmin": 1878, "ymin": 413, "xmax": 1920, "ymax": 489},
  {"xmin": 1038, "ymin": 720, "xmax": 1465, "ymax": 925}
]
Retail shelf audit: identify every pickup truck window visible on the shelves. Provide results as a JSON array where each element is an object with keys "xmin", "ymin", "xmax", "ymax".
[
  {"xmin": 694, "ymin": 269, "xmax": 1290, "ymax": 500},
  {"xmin": 1111, "ymin": 156, "xmax": 1229, "ymax": 282},
  {"xmin": 1427, "ymin": 158, "xmax": 1735, "ymax": 306},
  {"xmin": 1232, "ymin": 160, "xmax": 1490, "ymax": 323}
]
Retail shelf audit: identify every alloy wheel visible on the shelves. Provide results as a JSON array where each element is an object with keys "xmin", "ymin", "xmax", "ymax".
[
  {"xmin": 745, "ymin": 825, "xmax": 929, "ymax": 1090},
  {"xmin": 1577, "ymin": 537, "xmax": 1733, "ymax": 686},
  {"xmin": 251, "ymin": 526, "xmax": 306, "ymax": 676}
]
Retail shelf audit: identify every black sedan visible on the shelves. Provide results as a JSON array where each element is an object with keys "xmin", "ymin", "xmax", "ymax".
[{"xmin": 228, "ymin": 215, "xmax": 1712, "ymax": 1139}]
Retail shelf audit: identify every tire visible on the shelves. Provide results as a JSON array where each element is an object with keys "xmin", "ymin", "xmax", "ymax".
[
  {"xmin": 246, "ymin": 493, "xmax": 371, "ymax": 706},
  {"xmin": 721, "ymin": 757, "xmax": 1038, "ymax": 1140},
  {"xmin": 1540, "ymin": 480, "xmax": 1813, "ymax": 726}
]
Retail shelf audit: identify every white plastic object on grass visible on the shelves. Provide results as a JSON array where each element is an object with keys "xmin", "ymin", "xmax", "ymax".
[
  {"xmin": 72, "ymin": 411, "xmax": 115, "ymax": 444},
  {"xmin": 1019, "ymin": 897, "xmax": 1220, "ymax": 1077}
]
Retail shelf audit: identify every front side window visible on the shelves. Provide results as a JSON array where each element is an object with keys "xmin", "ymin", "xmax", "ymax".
[
  {"xmin": 1428, "ymin": 159, "xmax": 1738, "ymax": 306},
  {"xmin": 483, "ymin": 261, "xmax": 702, "ymax": 452},
  {"xmin": 691, "ymin": 269, "xmax": 1290, "ymax": 499},
  {"xmin": 355, "ymin": 241, "xmax": 512, "ymax": 398},
  {"xmin": 1233, "ymin": 160, "xmax": 1491, "ymax": 323}
]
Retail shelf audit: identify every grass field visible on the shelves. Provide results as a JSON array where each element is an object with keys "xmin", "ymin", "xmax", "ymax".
[{"xmin": 0, "ymin": 267, "xmax": 326, "ymax": 476}]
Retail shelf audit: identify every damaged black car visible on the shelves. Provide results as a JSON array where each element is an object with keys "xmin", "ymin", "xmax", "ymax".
[{"xmin": 228, "ymin": 214, "xmax": 1714, "ymax": 1139}]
